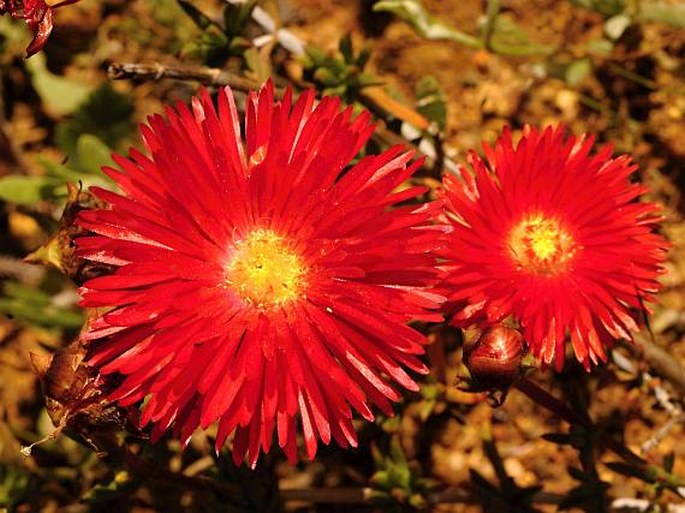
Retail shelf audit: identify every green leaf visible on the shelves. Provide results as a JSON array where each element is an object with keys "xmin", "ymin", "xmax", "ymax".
[
  {"xmin": 25, "ymin": 53, "xmax": 94, "ymax": 117},
  {"xmin": 54, "ymin": 83, "xmax": 136, "ymax": 158},
  {"xmin": 244, "ymin": 46, "xmax": 273, "ymax": 83},
  {"xmin": 38, "ymin": 156, "xmax": 113, "ymax": 192},
  {"xmin": 356, "ymin": 72, "xmax": 384, "ymax": 88},
  {"xmin": 389, "ymin": 437, "xmax": 408, "ymax": 465},
  {"xmin": 565, "ymin": 58, "xmax": 593, "ymax": 86},
  {"xmin": 177, "ymin": 0, "xmax": 215, "ymax": 29},
  {"xmin": 182, "ymin": 27, "xmax": 231, "ymax": 66},
  {"xmin": 415, "ymin": 76, "xmax": 447, "ymax": 130},
  {"xmin": 75, "ymin": 134, "xmax": 115, "ymax": 175},
  {"xmin": 485, "ymin": 14, "xmax": 556, "ymax": 56},
  {"xmin": 482, "ymin": 0, "xmax": 501, "ymax": 47},
  {"xmin": 224, "ymin": 0, "xmax": 258, "ymax": 37},
  {"xmin": 0, "ymin": 462, "xmax": 31, "ymax": 510},
  {"xmin": 356, "ymin": 46, "xmax": 372, "ymax": 69},
  {"xmin": 583, "ymin": 38, "xmax": 614, "ymax": 55},
  {"xmin": 339, "ymin": 33, "xmax": 354, "ymax": 64},
  {"xmin": 640, "ymin": 3, "xmax": 685, "ymax": 29},
  {"xmin": 0, "ymin": 176, "xmax": 61, "ymax": 205},
  {"xmin": 0, "ymin": 281, "xmax": 84, "ymax": 329},
  {"xmin": 373, "ymin": 0, "xmax": 483, "ymax": 48},
  {"xmin": 571, "ymin": 0, "xmax": 627, "ymax": 17}
]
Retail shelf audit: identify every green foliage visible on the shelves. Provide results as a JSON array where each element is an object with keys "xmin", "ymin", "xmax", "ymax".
[
  {"xmin": 565, "ymin": 57, "xmax": 594, "ymax": 86},
  {"xmin": 0, "ymin": 281, "xmax": 83, "ymax": 330},
  {"xmin": 546, "ymin": 54, "xmax": 602, "ymax": 89},
  {"xmin": 373, "ymin": 0, "xmax": 483, "ymax": 48},
  {"xmin": 582, "ymin": 38, "xmax": 615, "ymax": 55},
  {"xmin": 640, "ymin": 2, "xmax": 685, "ymax": 29},
  {"xmin": 0, "ymin": 16, "xmax": 32, "ymax": 60},
  {"xmin": 573, "ymin": 0, "xmax": 685, "ymax": 29},
  {"xmin": 183, "ymin": 26, "xmax": 233, "ymax": 66},
  {"xmin": 0, "ymin": 462, "xmax": 31, "ymax": 510},
  {"xmin": 0, "ymin": 82, "xmax": 124, "ymax": 207},
  {"xmin": 605, "ymin": 453, "xmax": 685, "ymax": 500},
  {"xmin": 371, "ymin": 437, "xmax": 437, "ymax": 511},
  {"xmin": 55, "ymin": 83, "xmax": 136, "ymax": 160},
  {"xmin": 177, "ymin": 0, "xmax": 215, "ymax": 30},
  {"xmin": 374, "ymin": 0, "xmax": 554, "ymax": 56},
  {"xmin": 224, "ymin": 0, "xmax": 259, "ymax": 39},
  {"xmin": 481, "ymin": 13, "xmax": 556, "ymax": 56},
  {"xmin": 571, "ymin": 0, "xmax": 627, "ymax": 16},
  {"xmin": 25, "ymin": 53, "xmax": 94, "ymax": 117},
  {"xmin": 415, "ymin": 77, "xmax": 447, "ymax": 131},
  {"xmin": 0, "ymin": 141, "xmax": 114, "ymax": 207},
  {"xmin": 73, "ymin": 135, "xmax": 117, "ymax": 176},
  {"xmin": 301, "ymin": 34, "xmax": 381, "ymax": 101},
  {"xmin": 0, "ymin": 176, "xmax": 63, "ymax": 206},
  {"xmin": 180, "ymin": 0, "xmax": 256, "ymax": 66}
]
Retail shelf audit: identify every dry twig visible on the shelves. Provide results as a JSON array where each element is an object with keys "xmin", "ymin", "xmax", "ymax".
[{"xmin": 108, "ymin": 62, "xmax": 272, "ymax": 98}]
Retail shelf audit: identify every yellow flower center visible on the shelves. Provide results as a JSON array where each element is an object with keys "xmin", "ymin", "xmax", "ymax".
[
  {"xmin": 508, "ymin": 214, "xmax": 577, "ymax": 276},
  {"xmin": 226, "ymin": 229, "xmax": 307, "ymax": 308}
]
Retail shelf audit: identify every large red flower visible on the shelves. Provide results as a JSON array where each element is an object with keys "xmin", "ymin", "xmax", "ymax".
[
  {"xmin": 440, "ymin": 125, "xmax": 668, "ymax": 371},
  {"xmin": 76, "ymin": 82, "xmax": 445, "ymax": 466}
]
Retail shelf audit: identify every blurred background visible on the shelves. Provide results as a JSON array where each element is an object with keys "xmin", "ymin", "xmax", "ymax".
[{"xmin": 0, "ymin": 0, "xmax": 684, "ymax": 511}]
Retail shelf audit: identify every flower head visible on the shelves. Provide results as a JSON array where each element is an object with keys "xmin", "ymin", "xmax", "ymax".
[
  {"xmin": 440, "ymin": 125, "xmax": 668, "ymax": 370},
  {"xmin": 76, "ymin": 82, "xmax": 445, "ymax": 466},
  {"xmin": 1, "ymin": 0, "xmax": 79, "ymax": 57}
]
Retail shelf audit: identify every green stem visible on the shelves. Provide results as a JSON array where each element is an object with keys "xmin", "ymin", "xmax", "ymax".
[
  {"xmin": 515, "ymin": 378, "xmax": 646, "ymax": 467},
  {"xmin": 514, "ymin": 378, "xmax": 586, "ymax": 426}
]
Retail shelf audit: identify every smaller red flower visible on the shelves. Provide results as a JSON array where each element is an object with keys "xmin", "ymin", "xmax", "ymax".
[
  {"xmin": 1, "ymin": 0, "xmax": 79, "ymax": 57},
  {"xmin": 440, "ymin": 125, "xmax": 669, "ymax": 370}
]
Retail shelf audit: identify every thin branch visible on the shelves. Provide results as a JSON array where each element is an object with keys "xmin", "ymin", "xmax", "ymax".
[
  {"xmin": 108, "ymin": 62, "xmax": 273, "ymax": 98},
  {"xmin": 640, "ymin": 412, "xmax": 685, "ymax": 454}
]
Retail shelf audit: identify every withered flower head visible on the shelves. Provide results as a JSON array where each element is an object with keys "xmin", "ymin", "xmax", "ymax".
[{"xmin": 1, "ymin": 0, "xmax": 79, "ymax": 57}]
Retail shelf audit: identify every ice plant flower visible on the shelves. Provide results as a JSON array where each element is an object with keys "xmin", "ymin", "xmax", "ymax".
[
  {"xmin": 0, "ymin": 0, "xmax": 79, "ymax": 57},
  {"xmin": 75, "ymin": 82, "xmax": 445, "ymax": 466},
  {"xmin": 440, "ymin": 125, "xmax": 668, "ymax": 371}
]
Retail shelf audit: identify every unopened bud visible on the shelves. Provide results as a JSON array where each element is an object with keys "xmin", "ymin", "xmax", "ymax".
[
  {"xmin": 463, "ymin": 325, "xmax": 525, "ymax": 389},
  {"xmin": 24, "ymin": 183, "xmax": 113, "ymax": 285}
]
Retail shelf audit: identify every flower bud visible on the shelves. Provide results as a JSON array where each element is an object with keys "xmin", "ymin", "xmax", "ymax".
[
  {"xmin": 463, "ymin": 325, "xmax": 525, "ymax": 389},
  {"xmin": 24, "ymin": 183, "xmax": 113, "ymax": 285}
]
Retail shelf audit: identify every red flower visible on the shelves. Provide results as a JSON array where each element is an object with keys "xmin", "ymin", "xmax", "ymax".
[
  {"xmin": 440, "ymin": 125, "xmax": 668, "ymax": 371},
  {"xmin": 76, "ymin": 82, "xmax": 445, "ymax": 466},
  {"xmin": 0, "ymin": 0, "xmax": 78, "ymax": 57}
]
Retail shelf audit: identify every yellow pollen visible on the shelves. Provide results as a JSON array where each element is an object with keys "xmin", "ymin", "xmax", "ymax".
[
  {"xmin": 508, "ymin": 214, "xmax": 577, "ymax": 276},
  {"xmin": 226, "ymin": 229, "xmax": 307, "ymax": 308}
]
